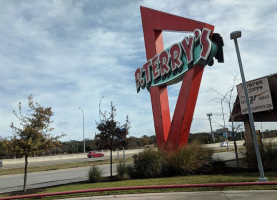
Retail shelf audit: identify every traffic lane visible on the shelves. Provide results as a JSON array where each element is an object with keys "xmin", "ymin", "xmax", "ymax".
[
  {"xmin": 0, "ymin": 164, "xmax": 117, "ymax": 193},
  {"xmin": 2, "ymin": 152, "xmax": 135, "ymax": 169},
  {"xmin": 0, "ymin": 167, "xmax": 87, "ymax": 191},
  {"xmin": 2, "ymin": 149, "xmax": 142, "ymax": 169}
]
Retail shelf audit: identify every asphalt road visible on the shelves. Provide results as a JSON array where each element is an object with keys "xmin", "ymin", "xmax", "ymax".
[
  {"xmin": 0, "ymin": 150, "xmax": 141, "ymax": 193},
  {"xmin": 0, "ymin": 151, "xmax": 241, "ymax": 193},
  {"xmin": 1, "ymin": 151, "xmax": 138, "ymax": 169},
  {"xmin": 2, "ymin": 145, "xmax": 240, "ymax": 169},
  {"xmin": 0, "ymin": 163, "xmax": 116, "ymax": 193}
]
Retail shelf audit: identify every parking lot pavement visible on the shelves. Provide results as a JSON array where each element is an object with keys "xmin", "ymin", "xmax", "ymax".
[{"xmin": 60, "ymin": 190, "xmax": 277, "ymax": 200}]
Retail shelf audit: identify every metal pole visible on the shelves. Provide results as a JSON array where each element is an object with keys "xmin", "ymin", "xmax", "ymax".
[
  {"xmin": 79, "ymin": 107, "xmax": 85, "ymax": 154},
  {"xmin": 231, "ymin": 32, "xmax": 267, "ymax": 182},
  {"xmin": 261, "ymin": 123, "xmax": 264, "ymax": 139},
  {"xmin": 221, "ymin": 99, "xmax": 226, "ymax": 128},
  {"xmin": 207, "ymin": 113, "xmax": 215, "ymax": 143}
]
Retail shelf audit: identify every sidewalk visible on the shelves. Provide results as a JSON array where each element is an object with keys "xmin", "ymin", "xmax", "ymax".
[{"xmin": 61, "ymin": 190, "xmax": 277, "ymax": 200}]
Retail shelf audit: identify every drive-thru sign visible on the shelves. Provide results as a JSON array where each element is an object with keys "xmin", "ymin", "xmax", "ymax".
[
  {"xmin": 135, "ymin": 28, "xmax": 218, "ymax": 92},
  {"xmin": 237, "ymin": 77, "xmax": 273, "ymax": 114}
]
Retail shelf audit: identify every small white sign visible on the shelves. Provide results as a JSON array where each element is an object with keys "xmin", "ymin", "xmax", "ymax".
[{"xmin": 237, "ymin": 77, "xmax": 273, "ymax": 115}]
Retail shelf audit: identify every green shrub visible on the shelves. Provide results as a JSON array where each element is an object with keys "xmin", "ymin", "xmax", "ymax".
[
  {"xmin": 116, "ymin": 162, "xmax": 132, "ymax": 180},
  {"xmin": 88, "ymin": 166, "xmax": 103, "ymax": 183},
  {"xmin": 243, "ymin": 142, "xmax": 277, "ymax": 171},
  {"xmin": 163, "ymin": 141, "xmax": 214, "ymax": 175},
  {"xmin": 132, "ymin": 149, "xmax": 165, "ymax": 178},
  {"xmin": 207, "ymin": 158, "xmax": 227, "ymax": 173},
  {"xmin": 130, "ymin": 141, "xmax": 221, "ymax": 178},
  {"xmin": 263, "ymin": 142, "xmax": 277, "ymax": 171},
  {"xmin": 131, "ymin": 141, "xmax": 215, "ymax": 178}
]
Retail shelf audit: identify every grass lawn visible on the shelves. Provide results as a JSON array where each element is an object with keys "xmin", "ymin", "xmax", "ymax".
[{"xmin": 1, "ymin": 171, "xmax": 277, "ymax": 199}]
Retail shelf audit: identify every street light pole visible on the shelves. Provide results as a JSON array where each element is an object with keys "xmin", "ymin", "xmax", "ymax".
[
  {"xmin": 230, "ymin": 31, "xmax": 267, "ymax": 182},
  {"xmin": 207, "ymin": 113, "xmax": 215, "ymax": 143},
  {"xmin": 79, "ymin": 107, "xmax": 85, "ymax": 154}
]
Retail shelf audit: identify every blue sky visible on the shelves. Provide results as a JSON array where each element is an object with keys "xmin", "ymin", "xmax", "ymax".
[{"xmin": 1, "ymin": 0, "xmax": 277, "ymax": 141}]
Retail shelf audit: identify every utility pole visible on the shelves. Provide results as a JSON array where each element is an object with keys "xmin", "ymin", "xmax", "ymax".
[
  {"xmin": 220, "ymin": 99, "xmax": 226, "ymax": 128},
  {"xmin": 207, "ymin": 113, "xmax": 215, "ymax": 143},
  {"xmin": 79, "ymin": 107, "xmax": 85, "ymax": 154}
]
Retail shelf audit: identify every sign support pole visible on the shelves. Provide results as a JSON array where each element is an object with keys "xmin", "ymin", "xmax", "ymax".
[{"xmin": 231, "ymin": 31, "xmax": 267, "ymax": 182}]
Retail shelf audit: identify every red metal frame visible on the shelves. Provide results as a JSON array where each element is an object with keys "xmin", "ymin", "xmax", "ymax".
[
  {"xmin": 2, "ymin": 181, "xmax": 277, "ymax": 199},
  {"xmin": 140, "ymin": 6, "xmax": 214, "ymax": 151}
]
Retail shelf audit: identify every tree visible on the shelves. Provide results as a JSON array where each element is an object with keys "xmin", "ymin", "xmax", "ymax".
[
  {"xmin": 95, "ymin": 102, "xmax": 130, "ymax": 178},
  {"xmin": 188, "ymin": 132, "xmax": 213, "ymax": 144},
  {"xmin": 126, "ymin": 136, "xmax": 144, "ymax": 149},
  {"xmin": 0, "ymin": 95, "xmax": 63, "ymax": 192},
  {"xmin": 211, "ymin": 75, "xmax": 243, "ymax": 169}
]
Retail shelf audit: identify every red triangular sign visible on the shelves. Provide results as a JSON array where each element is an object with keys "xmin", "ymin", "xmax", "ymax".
[{"xmin": 140, "ymin": 6, "xmax": 214, "ymax": 151}]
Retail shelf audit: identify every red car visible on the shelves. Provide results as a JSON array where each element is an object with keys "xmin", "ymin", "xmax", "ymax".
[{"xmin": 87, "ymin": 151, "xmax": 104, "ymax": 158}]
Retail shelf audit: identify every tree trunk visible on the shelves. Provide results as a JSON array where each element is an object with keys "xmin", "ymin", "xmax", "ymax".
[
  {"xmin": 23, "ymin": 155, "xmax": 28, "ymax": 192},
  {"xmin": 229, "ymin": 104, "xmax": 240, "ymax": 169},
  {"xmin": 110, "ymin": 149, "xmax": 112, "ymax": 178},
  {"xmin": 123, "ymin": 147, "xmax": 125, "ymax": 160},
  {"xmin": 234, "ymin": 138, "xmax": 240, "ymax": 169}
]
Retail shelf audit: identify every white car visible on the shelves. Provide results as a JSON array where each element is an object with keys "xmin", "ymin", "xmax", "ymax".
[{"xmin": 220, "ymin": 141, "xmax": 229, "ymax": 147}]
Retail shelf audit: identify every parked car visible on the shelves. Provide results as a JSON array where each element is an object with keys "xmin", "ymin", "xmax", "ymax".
[
  {"xmin": 87, "ymin": 151, "xmax": 104, "ymax": 158},
  {"xmin": 0, "ymin": 160, "xmax": 2, "ymax": 167},
  {"xmin": 220, "ymin": 141, "xmax": 229, "ymax": 147}
]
